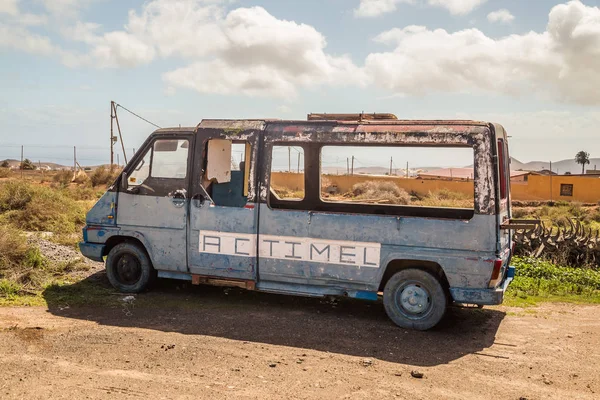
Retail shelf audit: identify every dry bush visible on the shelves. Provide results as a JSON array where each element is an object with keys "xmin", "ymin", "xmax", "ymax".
[
  {"xmin": 0, "ymin": 168, "xmax": 11, "ymax": 178},
  {"xmin": 90, "ymin": 166, "xmax": 120, "ymax": 187},
  {"xmin": 0, "ymin": 225, "xmax": 28, "ymax": 270},
  {"xmin": 53, "ymin": 170, "xmax": 73, "ymax": 186},
  {"xmin": 271, "ymin": 185, "xmax": 305, "ymax": 200},
  {"xmin": 351, "ymin": 181, "xmax": 411, "ymax": 205},
  {"xmin": 0, "ymin": 181, "xmax": 86, "ymax": 234},
  {"xmin": 72, "ymin": 170, "xmax": 90, "ymax": 185},
  {"xmin": 0, "ymin": 181, "xmax": 35, "ymax": 211},
  {"xmin": 416, "ymin": 189, "xmax": 473, "ymax": 208}
]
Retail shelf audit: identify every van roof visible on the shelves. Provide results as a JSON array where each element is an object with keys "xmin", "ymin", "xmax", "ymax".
[{"xmin": 152, "ymin": 118, "xmax": 503, "ymax": 136}]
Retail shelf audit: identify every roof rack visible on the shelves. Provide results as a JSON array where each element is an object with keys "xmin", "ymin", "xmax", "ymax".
[{"xmin": 307, "ymin": 113, "xmax": 398, "ymax": 122}]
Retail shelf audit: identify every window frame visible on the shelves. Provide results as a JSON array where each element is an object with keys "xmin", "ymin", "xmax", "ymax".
[
  {"xmin": 149, "ymin": 138, "xmax": 190, "ymax": 180},
  {"xmin": 202, "ymin": 138, "xmax": 253, "ymax": 208},
  {"xmin": 266, "ymin": 141, "xmax": 476, "ymax": 220}
]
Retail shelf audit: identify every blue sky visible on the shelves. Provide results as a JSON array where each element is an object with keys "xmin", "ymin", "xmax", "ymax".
[{"xmin": 1, "ymin": 0, "xmax": 600, "ymax": 169}]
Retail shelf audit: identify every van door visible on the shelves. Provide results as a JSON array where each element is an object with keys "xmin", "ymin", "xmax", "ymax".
[
  {"xmin": 187, "ymin": 125, "xmax": 261, "ymax": 281},
  {"xmin": 117, "ymin": 135, "xmax": 192, "ymax": 272}
]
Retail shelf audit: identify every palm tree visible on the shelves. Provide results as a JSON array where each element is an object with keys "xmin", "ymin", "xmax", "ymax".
[{"xmin": 575, "ymin": 151, "xmax": 590, "ymax": 174}]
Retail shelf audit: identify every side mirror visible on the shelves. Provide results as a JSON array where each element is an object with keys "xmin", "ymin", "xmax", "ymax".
[{"xmin": 121, "ymin": 172, "xmax": 128, "ymax": 191}]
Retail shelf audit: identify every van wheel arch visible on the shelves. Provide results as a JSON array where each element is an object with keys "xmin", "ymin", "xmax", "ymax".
[
  {"xmin": 379, "ymin": 259, "xmax": 450, "ymax": 296},
  {"xmin": 103, "ymin": 236, "xmax": 152, "ymax": 267}
]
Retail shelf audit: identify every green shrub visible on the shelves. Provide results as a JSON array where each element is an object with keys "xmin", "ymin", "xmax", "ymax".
[
  {"xmin": 0, "ymin": 279, "xmax": 22, "ymax": 297},
  {"xmin": 510, "ymin": 257, "xmax": 600, "ymax": 300}
]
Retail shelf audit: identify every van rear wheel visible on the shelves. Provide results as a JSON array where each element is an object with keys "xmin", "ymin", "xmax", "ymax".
[
  {"xmin": 383, "ymin": 269, "xmax": 447, "ymax": 330},
  {"xmin": 106, "ymin": 242, "xmax": 153, "ymax": 293}
]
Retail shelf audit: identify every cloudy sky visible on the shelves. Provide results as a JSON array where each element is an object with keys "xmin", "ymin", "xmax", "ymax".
[{"xmin": 1, "ymin": 0, "xmax": 600, "ymax": 167}]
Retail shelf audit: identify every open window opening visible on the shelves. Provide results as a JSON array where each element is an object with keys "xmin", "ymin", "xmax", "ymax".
[
  {"xmin": 203, "ymin": 139, "xmax": 252, "ymax": 207},
  {"xmin": 269, "ymin": 145, "xmax": 305, "ymax": 204},
  {"xmin": 319, "ymin": 145, "xmax": 475, "ymax": 212}
]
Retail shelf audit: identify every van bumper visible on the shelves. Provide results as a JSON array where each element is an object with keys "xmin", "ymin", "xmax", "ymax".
[
  {"xmin": 449, "ymin": 266, "xmax": 515, "ymax": 306},
  {"xmin": 79, "ymin": 242, "xmax": 105, "ymax": 262}
]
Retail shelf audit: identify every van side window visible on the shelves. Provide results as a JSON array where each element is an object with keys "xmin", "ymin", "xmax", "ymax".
[
  {"xmin": 152, "ymin": 139, "xmax": 189, "ymax": 179},
  {"xmin": 209, "ymin": 141, "xmax": 252, "ymax": 207},
  {"xmin": 128, "ymin": 149, "xmax": 151, "ymax": 187},
  {"xmin": 270, "ymin": 146, "xmax": 305, "ymax": 202},
  {"xmin": 319, "ymin": 145, "xmax": 475, "ymax": 211}
]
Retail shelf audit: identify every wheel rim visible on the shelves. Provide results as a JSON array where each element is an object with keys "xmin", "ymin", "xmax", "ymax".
[
  {"xmin": 394, "ymin": 281, "xmax": 432, "ymax": 319},
  {"xmin": 115, "ymin": 253, "xmax": 142, "ymax": 285}
]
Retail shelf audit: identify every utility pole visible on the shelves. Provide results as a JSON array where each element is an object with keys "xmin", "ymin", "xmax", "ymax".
[
  {"xmin": 549, "ymin": 160, "xmax": 553, "ymax": 202},
  {"xmin": 73, "ymin": 146, "xmax": 77, "ymax": 172},
  {"xmin": 351, "ymin": 156, "xmax": 354, "ymax": 175},
  {"xmin": 117, "ymin": 153, "xmax": 120, "ymax": 167},
  {"xmin": 110, "ymin": 101, "xmax": 115, "ymax": 166},
  {"xmin": 297, "ymin": 152, "xmax": 300, "ymax": 173},
  {"xmin": 288, "ymin": 147, "xmax": 291, "ymax": 172},
  {"xmin": 20, "ymin": 145, "xmax": 23, "ymax": 179},
  {"xmin": 389, "ymin": 157, "xmax": 393, "ymax": 176},
  {"xmin": 347, "ymin": 158, "xmax": 349, "ymax": 175},
  {"xmin": 406, "ymin": 162, "xmax": 409, "ymax": 179}
]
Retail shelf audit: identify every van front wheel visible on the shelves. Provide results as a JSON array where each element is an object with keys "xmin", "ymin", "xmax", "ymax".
[
  {"xmin": 383, "ymin": 269, "xmax": 447, "ymax": 330},
  {"xmin": 106, "ymin": 242, "xmax": 153, "ymax": 293}
]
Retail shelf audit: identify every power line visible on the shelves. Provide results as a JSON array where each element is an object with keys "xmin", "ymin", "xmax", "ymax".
[{"xmin": 115, "ymin": 103, "xmax": 161, "ymax": 129}]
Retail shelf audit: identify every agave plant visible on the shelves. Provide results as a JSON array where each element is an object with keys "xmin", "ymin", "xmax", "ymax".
[{"xmin": 514, "ymin": 219, "xmax": 600, "ymax": 269}]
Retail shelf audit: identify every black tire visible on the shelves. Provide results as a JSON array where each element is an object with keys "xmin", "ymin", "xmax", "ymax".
[
  {"xmin": 105, "ymin": 242, "xmax": 153, "ymax": 293},
  {"xmin": 383, "ymin": 268, "xmax": 447, "ymax": 330}
]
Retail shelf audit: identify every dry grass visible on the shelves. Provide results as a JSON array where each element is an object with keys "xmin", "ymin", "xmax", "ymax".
[
  {"xmin": 0, "ymin": 168, "xmax": 11, "ymax": 178},
  {"xmin": 351, "ymin": 181, "xmax": 411, "ymax": 205},
  {"xmin": 271, "ymin": 185, "xmax": 305, "ymax": 200},
  {"xmin": 413, "ymin": 189, "xmax": 473, "ymax": 208},
  {"xmin": 90, "ymin": 166, "xmax": 120, "ymax": 187},
  {"xmin": 0, "ymin": 181, "xmax": 86, "ymax": 234},
  {"xmin": 53, "ymin": 170, "xmax": 73, "ymax": 186}
]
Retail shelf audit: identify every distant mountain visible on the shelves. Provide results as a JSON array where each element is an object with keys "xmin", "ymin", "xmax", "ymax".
[
  {"xmin": 0, "ymin": 159, "xmax": 69, "ymax": 169},
  {"xmin": 511, "ymin": 157, "xmax": 600, "ymax": 174}
]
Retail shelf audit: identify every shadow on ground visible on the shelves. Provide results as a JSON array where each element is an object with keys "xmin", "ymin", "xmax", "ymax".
[{"xmin": 43, "ymin": 271, "xmax": 506, "ymax": 367}]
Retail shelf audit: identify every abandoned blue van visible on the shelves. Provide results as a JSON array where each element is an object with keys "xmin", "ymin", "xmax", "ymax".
[{"xmin": 80, "ymin": 114, "xmax": 519, "ymax": 330}]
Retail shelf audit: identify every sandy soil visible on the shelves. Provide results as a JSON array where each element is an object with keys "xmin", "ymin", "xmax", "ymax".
[{"xmin": 0, "ymin": 282, "xmax": 599, "ymax": 400}]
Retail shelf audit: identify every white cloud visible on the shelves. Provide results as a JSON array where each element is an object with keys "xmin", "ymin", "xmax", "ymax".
[
  {"xmin": 365, "ymin": 1, "xmax": 600, "ymax": 105},
  {"xmin": 354, "ymin": 0, "xmax": 485, "ymax": 18},
  {"xmin": 0, "ymin": 22, "xmax": 55, "ymax": 55},
  {"xmin": 37, "ymin": 0, "xmax": 95, "ymax": 19},
  {"xmin": 354, "ymin": 0, "xmax": 411, "ymax": 18},
  {"xmin": 487, "ymin": 9, "xmax": 515, "ymax": 24},
  {"xmin": 126, "ymin": 0, "xmax": 227, "ymax": 58},
  {"xmin": 164, "ymin": 6, "xmax": 365, "ymax": 97},
  {"xmin": 0, "ymin": 0, "xmax": 19, "ymax": 15},
  {"xmin": 428, "ymin": 0, "xmax": 486, "ymax": 16}
]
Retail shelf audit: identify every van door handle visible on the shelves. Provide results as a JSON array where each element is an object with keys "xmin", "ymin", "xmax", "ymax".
[{"xmin": 170, "ymin": 190, "xmax": 187, "ymax": 208}]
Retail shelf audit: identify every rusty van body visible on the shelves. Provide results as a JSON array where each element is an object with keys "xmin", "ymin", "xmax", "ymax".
[{"xmin": 80, "ymin": 114, "xmax": 516, "ymax": 330}]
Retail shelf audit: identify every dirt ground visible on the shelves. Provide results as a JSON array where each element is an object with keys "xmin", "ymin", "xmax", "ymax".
[{"xmin": 0, "ymin": 279, "xmax": 599, "ymax": 400}]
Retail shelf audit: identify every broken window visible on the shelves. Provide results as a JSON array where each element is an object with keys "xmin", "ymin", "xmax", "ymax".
[
  {"xmin": 205, "ymin": 140, "xmax": 252, "ymax": 207},
  {"xmin": 269, "ymin": 145, "xmax": 305, "ymax": 202},
  {"xmin": 319, "ymin": 145, "xmax": 475, "ymax": 211}
]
